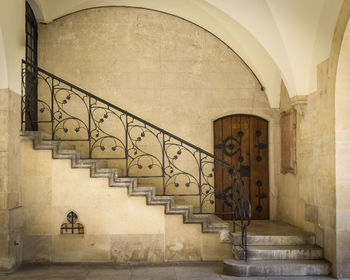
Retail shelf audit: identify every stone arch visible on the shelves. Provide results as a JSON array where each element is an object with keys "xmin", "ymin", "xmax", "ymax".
[
  {"xmin": 26, "ymin": 0, "xmax": 44, "ymax": 22},
  {"xmin": 334, "ymin": 4, "xmax": 350, "ymax": 278}
]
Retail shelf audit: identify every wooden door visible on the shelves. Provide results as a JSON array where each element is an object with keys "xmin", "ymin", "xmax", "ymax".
[{"xmin": 214, "ymin": 115, "xmax": 269, "ymax": 220}]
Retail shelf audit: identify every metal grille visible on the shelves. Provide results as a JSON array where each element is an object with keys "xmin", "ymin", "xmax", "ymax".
[{"xmin": 60, "ymin": 211, "xmax": 85, "ymax": 235}]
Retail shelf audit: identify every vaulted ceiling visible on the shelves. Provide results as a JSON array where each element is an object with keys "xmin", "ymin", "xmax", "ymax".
[{"xmin": 30, "ymin": 0, "xmax": 343, "ymax": 108}]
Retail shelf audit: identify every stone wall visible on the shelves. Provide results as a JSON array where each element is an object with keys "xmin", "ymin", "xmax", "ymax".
[
  {"xmin": 0, "ymin": 89, "xmax": 22, "ymax": 271},
  {"xmin": 278, "ymin": 3, "xmax": 350, "ymax": 277},
  {"xmin": 21, "ymin": 141, "xmax": 231, "ymax": 263},
  {"xmin": 278, "ymin": 60, "xmax": 336, "ymax": 270}
]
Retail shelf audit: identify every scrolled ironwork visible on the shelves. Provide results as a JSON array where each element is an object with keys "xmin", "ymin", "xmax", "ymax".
[{"xmin": 21, "ymin": 60, "xmax": 251, "ymax": 258}]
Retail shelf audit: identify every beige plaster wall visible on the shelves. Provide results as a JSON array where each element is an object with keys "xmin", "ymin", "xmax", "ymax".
[
  {"xmin": 21, "ymin": 141, "xmax": 231, "ymax": 263},
  {"xmin": 37, "ymin": 7, "xmax": 279, "ymax": 218},
  {"xmin": 0, "ymin": 0, "xmax": 25, "ymax": 93},
  {"xmin": 34, "ymin": 0, "xmax": 283, "ymax": 108},
  {"xmin": 0, "ymin": 89, "xmax": 22, "ymax": 271},
  {"xmin": 38, "ymin": 7, "xmax": 272, "ymax": 152},
  {"xmin": 278, "ymin": 61, "xmax": 336, "ymax": 270}
]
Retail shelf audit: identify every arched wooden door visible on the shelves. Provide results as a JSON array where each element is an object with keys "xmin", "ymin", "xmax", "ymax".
[{"xmin": 214, "ymin": 115, "xmax": 269, "ymax": 220}]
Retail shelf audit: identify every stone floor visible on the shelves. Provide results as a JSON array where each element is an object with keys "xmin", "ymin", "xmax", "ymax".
[{"xmin": 0, "ymin": 263, "xmax": 336, "ymax": 280}]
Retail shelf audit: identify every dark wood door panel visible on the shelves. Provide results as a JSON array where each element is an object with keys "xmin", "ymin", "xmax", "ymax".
[{"xmin": 214, "ymin": 115, "xmax": 269, "ymax": 220}]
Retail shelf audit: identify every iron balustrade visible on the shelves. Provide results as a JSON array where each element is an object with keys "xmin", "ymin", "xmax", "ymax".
[{"xmin": 21, "ymin": 59, "xmax": 251, "ymax": 259}]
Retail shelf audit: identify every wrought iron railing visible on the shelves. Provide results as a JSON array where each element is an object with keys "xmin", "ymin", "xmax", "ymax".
[{"xmin": 21, "ymin": 59, "xmax": 251, "ymax": 258}]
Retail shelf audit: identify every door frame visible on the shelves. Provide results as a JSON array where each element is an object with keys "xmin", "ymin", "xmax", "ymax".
[{"xmin": 212, "ymin": 110, "xmax": 279, "ymax": 220}]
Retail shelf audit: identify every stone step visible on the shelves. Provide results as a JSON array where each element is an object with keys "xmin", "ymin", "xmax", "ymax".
[
  {"xmin": 20, "ymin": 131, "xmax": 237, "ymax": 235},
  {"xmin": 232, "ymin": 232, "xmax": 316, "ymax": 246},
  {"xmin": 223, "ymin": 259, "xmax": 331, "ymax": 277},
  {"xmin": 95, "ymin": 168, "xmax": 121, "ymax": 175},
  {"xmin": 233, "ymin": 245, "xmax": 323, "ymax": 260},
  {"xmin": 57, "ymin": 142, "xmax": 76, "ymax": 150}
]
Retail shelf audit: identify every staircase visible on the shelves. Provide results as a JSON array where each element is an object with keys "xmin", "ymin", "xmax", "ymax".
[
  {"xmin": 224, "ymin": 221, "xmax": 331, "ymax": 276},
  {"xmin": 21, "ymin": 60, "xmax": 332, "ymax": 276},
  {"xmin": 21, "ymin": 130, "xmax": 231, "ymax": 237},
  {"xmin": 21, "ymin": 59, "xmax": 251, "ymax": 253}
]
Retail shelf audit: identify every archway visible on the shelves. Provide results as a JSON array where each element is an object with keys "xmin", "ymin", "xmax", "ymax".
[{"xmin": 335, "ymin": 13, "xmax": 350, "ymax": 279}]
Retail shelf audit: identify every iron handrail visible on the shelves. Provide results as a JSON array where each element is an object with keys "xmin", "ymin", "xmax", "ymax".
[{"xmin": 21, "ymin": 59, "xmax": 251, "ymax": 259}]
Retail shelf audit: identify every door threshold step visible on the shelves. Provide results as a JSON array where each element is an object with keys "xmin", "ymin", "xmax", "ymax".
[
  {"xmin": 232, "ymin": 232, "xmax": 316, "ymax": 246},
  {"xmin": 233, "ymin": 245, "xmax": 323, "ymax": 260}
]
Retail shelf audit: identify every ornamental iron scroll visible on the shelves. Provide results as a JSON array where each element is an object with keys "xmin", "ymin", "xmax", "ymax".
[
  {"xmin": 21, "ymin": 60, "xmax": 251, "ymax": 259},
  {"xmin": 60, "ymin": 211, "xmax": 84, "ymax": 235}
]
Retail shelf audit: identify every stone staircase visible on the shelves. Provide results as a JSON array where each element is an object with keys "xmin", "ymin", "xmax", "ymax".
[
  {"xmin": 21, "ymin": 131, "xmax": 332, "ymax": 276},
  {"xmin": 224, "ymin": 221, "xmax": 331, "ymax": 276},
  {"xmin": 20, "ymin": 131, "xmax": 231, "ymax": 239}
]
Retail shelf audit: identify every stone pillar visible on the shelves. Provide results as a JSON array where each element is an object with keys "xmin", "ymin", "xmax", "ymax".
[{"xmin": 0, "ymin": 88, "xmax": 22, "ymax": 272}]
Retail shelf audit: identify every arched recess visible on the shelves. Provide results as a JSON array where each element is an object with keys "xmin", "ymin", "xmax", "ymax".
[
  {"xmin": 37, "ymin": 6, "xmax": 274, "ymax": 160},
  {"xmin": 31, "ymin": 0, "xmax": 282, "ymax": 108},
  {"xmin": 212, "ymin": 108, "xmax": 279, "ymax": 221},
  {"xmin": 334, "ymin": 6, "xmax": 350, "ymax": 278},
  {"xmin": 51, "ymin": 6, "xmax": 264, "ymax": 92}
]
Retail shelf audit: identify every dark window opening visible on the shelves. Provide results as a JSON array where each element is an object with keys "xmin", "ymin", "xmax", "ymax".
[
  {"xmin": 25, "ymin": 1, "xmax": 38, "ymax": 131},
  {"xmin": 25, "ymin": 2, "xmax": 37, "ymax": 69}
]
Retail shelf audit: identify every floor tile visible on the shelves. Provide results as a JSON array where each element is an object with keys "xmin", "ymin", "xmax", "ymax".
[
  {"xmin": 131, "ymin": 266, "xmax": 176, "ymax": 280},
  {"xmin": 86, "ymin": 268, "xmax": 131, "ymax": 280},
  {"xmin": 220, "ymin": 276, "xmax": 267, "ymax": 280},
  {"xmin": 175, "ymin": 265, "xmax": 222, "ymax": 280}
]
